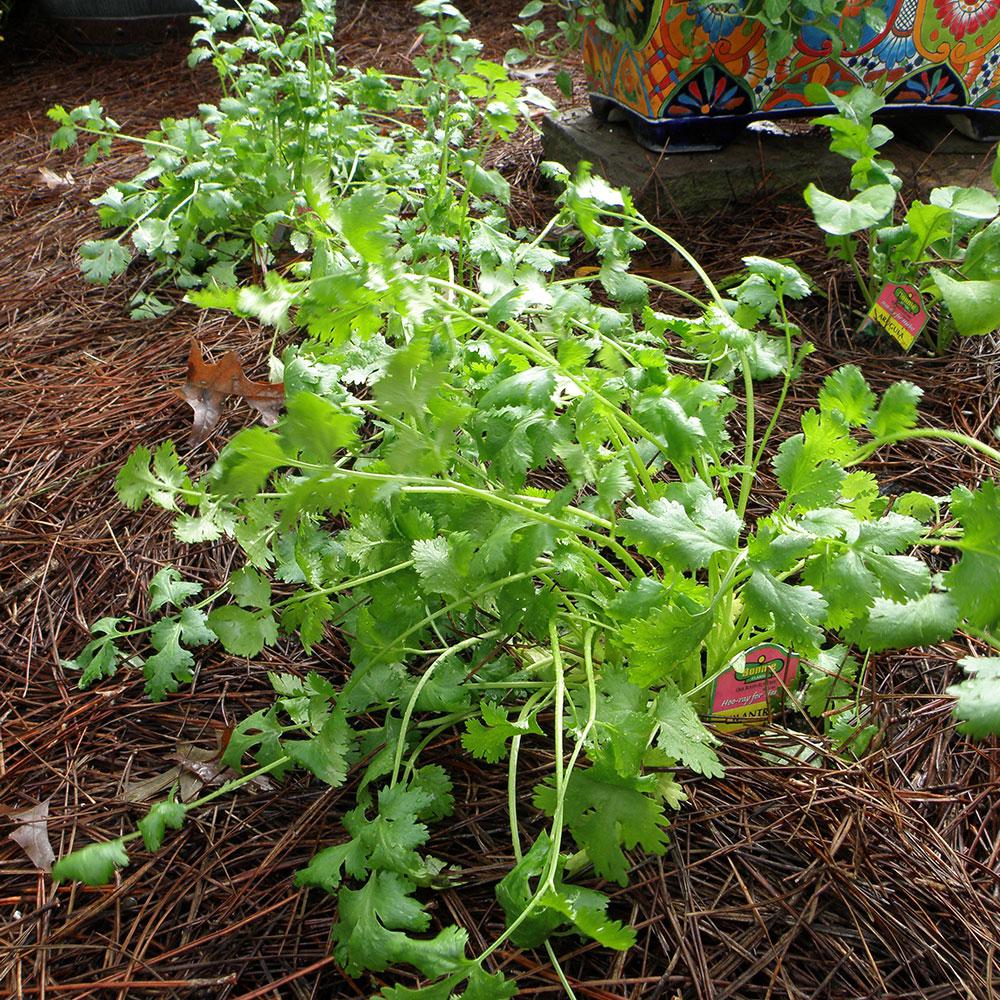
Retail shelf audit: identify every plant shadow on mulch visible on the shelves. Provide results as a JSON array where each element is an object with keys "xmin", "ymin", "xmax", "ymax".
[{"xmin": 1, "ymin": 3, "xmax": 998, "ymax": 998}]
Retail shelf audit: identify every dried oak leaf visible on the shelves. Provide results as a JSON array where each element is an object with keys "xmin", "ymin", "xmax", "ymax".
[
  {"xmin": 177, "ymin": 340, "xmax": 284, "ymax": 444},
  {"xmin": 238, "ymin": 370, "xmax": 284, "ymax": 426},
  {"xmin": 7, "ymin": 800, "xmax": 55, "ymax": 871},
  {"xmin": 124, "ymin": 741, "xmax": 223, "ymax": 803},
  {"xmin": 38, "ymin": 166, "xmax": 74, "ymax": 189}
]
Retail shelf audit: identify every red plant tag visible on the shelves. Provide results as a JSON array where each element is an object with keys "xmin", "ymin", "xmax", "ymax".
[
  {"xmin": 865, "ymin": 282, "xmax": 928, "ymax": 351},
  {"xmin": 707, "ymin": 643, "xmax": 800, "ymax": 733}
]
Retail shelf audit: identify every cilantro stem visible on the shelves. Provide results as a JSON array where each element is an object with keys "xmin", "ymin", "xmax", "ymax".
[
  {"xmin": 313, "ymin": 466, "xmax": 643, "ymax": 581},
  {"xmin": 114, "ymin": 754, "xmax": 293, "ymax": 853},
  {"xmin": 481, "ymin": 626, "xmax": 598, "ymax": 963},
  {"xmin": 736, "ymin": 352, "xmax": 756, "ymax": 519},
  {"xmin": 606, "ymin": 419, "xmax": 655, "ymax": 500},
  {"xmin": 181, "ymin": 754, "xmax": 292, "ymax": 811},
  {"xmin": 469, "ymin": 680, "xmax": 557, "ymax": 689},
  {"xmin": 508, "ymin": 686, "xmax": 554, "ymax": 864},
  {"xmin": 604, "ymin": 211, "xmax": 725, "ymax": 306},
  {"xmin": 389, "ymin": 630, "xmax": 498, "ymax": 788},
  {"xmin": 417, "ymin": 284, "xmax": 681, "ymax": 466},
  {"xmin": 278, "ymin": 559, "xmax": 417, "ymax": 608},
  {"xmin": 558, "ymin": 272, "xmax": 706, "ymax": 310},
  {"xmin": 387, "ymin": 569, "xmax": 550, "ymax": 653},
  {"xmin": 749, "ymin": 293, "xmax": 796, "ymax": 482},
  {"xmin": 633, "ymin": 273, "xmax": 708, "ymax": 309},
  {"xmin": 544, "ymin": 941, "xmax": 579, "ymax": 1000},
  {"xmin": 75, "ymin": 123, "xmax": 185, "ymax": 155},
  {"xmin": 850, "ymin": 429, "xmax": 1000, "ymax": 467}
]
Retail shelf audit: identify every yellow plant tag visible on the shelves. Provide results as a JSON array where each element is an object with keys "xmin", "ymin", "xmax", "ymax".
[{"xmin": 865, "ymin": 282, "xmax": 928, "ymax": 351}]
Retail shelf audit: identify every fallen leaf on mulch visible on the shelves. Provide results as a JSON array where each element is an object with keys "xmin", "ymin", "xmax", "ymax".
[
  {"xmin": 7, "ymin": 800, "xmax": 55, "ymax": 871},
  {"xmin": 574, "ymin": 251, "xmax": 695, "ymax": 285},
  {"xmin": 38, "ymin": 166, "xmax": 74, "ymax": 189},
  {"xmin": 177, "ymin": 339, "xmax": 284, "ymax": 444},
  {"xmin": 510, "ymin": 62, "xmax": 554, "ymax": 81},
  {"xmin": 124, "ymin": 740, "xmax": 276, "ymax": 804}
]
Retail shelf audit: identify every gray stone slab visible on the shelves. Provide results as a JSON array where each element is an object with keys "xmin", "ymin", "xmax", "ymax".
[{"xmin": 541, "ymin": 108, "xmax": 998, "ymax": 215}]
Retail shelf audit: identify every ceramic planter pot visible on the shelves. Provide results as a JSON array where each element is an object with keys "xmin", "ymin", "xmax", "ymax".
[
  {"xmin": 37, "ymin": 0, "xmax": 227, "ymax": 50},
  {"xmin": 38, "ymin": 1, "xmax": 201, "ymax": 14},
  {"xmin": 583, "ymin": 0, "xmax": 1000, "ymax": 149}
]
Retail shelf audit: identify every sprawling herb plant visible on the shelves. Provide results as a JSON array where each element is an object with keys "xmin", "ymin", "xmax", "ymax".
[
  {"xmin": 53, "ymin": 2, "xmax": 1000, "ymax": 996},
  {"xmin": 805, "ymin": 84, "xmax": 1000, "ymax": 351},
  {"xmin": 48, "ymin": 0, "xmax": 551, "ymax": 316}
]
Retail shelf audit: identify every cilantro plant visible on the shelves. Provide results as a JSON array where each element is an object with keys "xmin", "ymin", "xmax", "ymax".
[
  {"xmin": 59, "ymin": 167, "xmax": 1000, "ymax": 994},
  {"xmin": 52, "ymin": 0, "xmax": 349, "ymax": 309},
  {"xmin": 48, "ymin": 0, "xmax": 550, "ymax": 317},
  {"xmin": 52, "ymin": 3, "xmax": 1000, "ymax": 996},
  {"xmin": 805, "ymin": 85, "xmax": 1000, "ymax": 351}
]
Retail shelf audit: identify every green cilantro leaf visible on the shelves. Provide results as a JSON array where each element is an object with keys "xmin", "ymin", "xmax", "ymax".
[
  {"xmin": 868, "ymin": 381, "xmax": 922, "ymax": 438},
  {"xmin": 947, "ymin": 657, "xmax": 1000, "ymax": 738},
  {"xmin": 653, "ymin": 686, "xmax": 724, "ymax": 778},
  {"xmin": 212, "ymin": 427, "xmax": 289, "ymax": 498},
  {"xmin": 946, "ymin": 482, "xmax": 1000, "ymax": 630},
  {"xmin": 537, "ymin": 884, "xmax": 636, "ymax": 950},
  {"xmin": 743, "ymin": 255, "xmax": 811, "ymax": 298},
  {"xmin": 79, "ymin": 239, "xmax": 132, "ymax": 284},
  {"xmin": 115, "ymin": 442, "xmax": 191, "ymax": 511},
  {"xmin": 177, "ymin": 606, "xmax": 215, "ymax": 647},
  {"xmin": 53, "ymin": 839, "xmax": 129, "ymax": 885},
  {"xmin": 412, "ymin": 533, "xmax": 476, "ymax": 599},
  {"xmin": 285, "ymin": 710, "xmax": 353, "ymax": 787},
  {"xmin": 818, "ymin": 365, "xmax": 875, "ymax": 426},
  {"xmin": 533, "ymin": 763, "xmax": 670, "ymax": 886},
  {"xmin": 459, "ymin": 969, "xmax": 519, "ymax": 1000},
  {"xmin": 495, "ymin": 832, "xmax": 635, "ymax": 949},
  {"xmin": 744, "ymin": 569, "xmax": 827, "ymax": 652},
  {"xmin": 409, "ymin": 765, "xmax": 454, "ymax": 822},
  {"xmin": 461, "ymin": 702, "xmax": 542, "ymax": 763},
  {"xmin": 145, "ymin": 618, "xmax": 196, "ymax": 700},
  {"xmin": 281, "ymin": 391, "xmax": 358, "ymax": 463},
  {"xmin": 138, "ymin": 794, "xmax": 187, "ymax": 852},
  {"xmin": 772, "ymin": 435, "xmax": 845, "ymax": 509},
  {"xmin": 619, "ymin": 496, "xmax": 740, "ymax": 570},
  {"xmin": 148, "ymin": 566, "xmax": 202, "ymax": 612},
  {"xmin": 228, "ymin": 566, "xmax": 272, "ymax": 610},
  {"xmin": 332, "ymin": 872, "xmax": 469, "ymax": 977},
  {"xmin": 624, "ymin": 601, "xmax": 712, "ymax": 686},
  {"xmin": 846, "ymin": 592, "xmax": 959, "ymax": 651},
  {"xmin": 222, "ymin": 706, "xmax": 291, "ymax": 775},
  {"xmin": 206, "ymin": 606, "xmax": 278, "ymax": 657},
  {"xmin": 62, "ymin": 617, "xmax": 130, "ymax": 688}
]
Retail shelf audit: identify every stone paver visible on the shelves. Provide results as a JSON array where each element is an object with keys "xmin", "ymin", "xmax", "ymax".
[{"xmin": 541, "ymin": 108, "xmax": 998, "ymax": 214}]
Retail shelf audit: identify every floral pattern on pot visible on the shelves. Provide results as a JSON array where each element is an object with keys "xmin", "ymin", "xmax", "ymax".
[{"xmin": 583, "ymin": 0, "xmax": 1000, "ymax": 130}]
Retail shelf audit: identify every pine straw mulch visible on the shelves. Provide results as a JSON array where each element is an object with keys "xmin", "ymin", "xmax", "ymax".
[{"xmin": 1, "ymin": 3, "xmax": 999, "ymax": 998}]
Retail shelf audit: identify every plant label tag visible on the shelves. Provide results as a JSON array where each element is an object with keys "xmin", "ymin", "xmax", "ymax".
[
  {"xmin": 707, "ymin": 643, "xmax": 800, "ymax": 733},
  {"xmin": 865, "ymin": 282, "xmax": 927, "ymax": 351}
]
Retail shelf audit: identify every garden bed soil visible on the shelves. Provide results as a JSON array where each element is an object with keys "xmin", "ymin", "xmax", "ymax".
[{"xmin": 2, "ymin": 3, "xmax": 999, "ymax": 998}]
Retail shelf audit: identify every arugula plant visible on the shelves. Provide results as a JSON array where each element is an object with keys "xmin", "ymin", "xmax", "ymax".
[
  {"xmin": 51, "ymin": 3, "xmax": 1000, "ymax": 995},
  {"xmin": 804, "ymin": 84, "xmax": 1000, "ymax": 351}
]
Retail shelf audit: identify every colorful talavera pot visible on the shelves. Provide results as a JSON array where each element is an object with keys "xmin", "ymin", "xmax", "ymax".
[{"xmin": 583, "ymin": 0, "xmax": 1000, "ymax": 149}]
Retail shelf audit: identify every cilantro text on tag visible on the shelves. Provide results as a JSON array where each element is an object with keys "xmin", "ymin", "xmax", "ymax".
[
  {"xmin": 864, "ymin": 282, "xmax": 928, "ymax": 351},
  {"xmin": 707, "ymin": 643, "xmax": 800, "ymax": 733}
]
